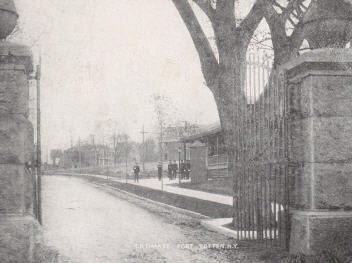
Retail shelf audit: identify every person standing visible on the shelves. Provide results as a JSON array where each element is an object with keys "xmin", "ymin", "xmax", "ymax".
[
  {"xmin": 133, "ymin": 163, "xmax": 140, "ymax": 183},
  {"xmin": 185, "ymin": 160, "xmax": 191, "ymax": 180},
  {"xmin": 180, "ymin": 160, "xmax": 185, "ymax": 180}
]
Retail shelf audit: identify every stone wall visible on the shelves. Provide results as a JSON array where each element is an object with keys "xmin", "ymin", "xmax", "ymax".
[
  {"xmin": 0, "ymin": 43, "xmax": 47, "ymax": 263},
  {"xmin": 286, "ymin": 49, "xmax": 352, "ymax": 255}
]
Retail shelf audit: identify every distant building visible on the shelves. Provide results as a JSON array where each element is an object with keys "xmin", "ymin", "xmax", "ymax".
[
  {"xmin": 181, "ymin": 122, "xmax": 229, "ymax": 179},
  {"xmin": 162, "ymin": 122, "xmax": 200, "ymax": 162},
  {"xmin": 59, "ymin": 144, "xmax": 114, "ymax": 169}
]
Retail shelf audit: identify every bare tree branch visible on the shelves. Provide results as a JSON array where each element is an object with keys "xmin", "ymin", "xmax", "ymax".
[
  {"xmin": 288, "ymin": 1, "xmax": 313, "ymax": 52},
  {"xmin": 171, "ymin": 0, "xmax": 219, "ymax": 89},
  {"xmin": 272, "ymin": 1, "xmax": 285, "ymax": 11},
  {"xmin": 260, "ymin": 0, "xmax": 311, "ymax": 65},
  {"xmin": 261, "ymin": 0, "xmax": 281, "ymax": 24},
  {"xmin": 235, "ymin": 0, "xmax": 265, "ymax": 48},
  {"xmin": 193, "ymin": 0, "xmax": 216, "ymax": 21},
  {"xmin": 282, "ymin": 0, "xmax": 304, "ymax": 20},
  {"xmin": 299, "ymin": 2, "xmax": 308, "ymax": 10}
]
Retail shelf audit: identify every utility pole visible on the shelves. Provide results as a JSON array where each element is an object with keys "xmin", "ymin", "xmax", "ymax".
[
  {"xmin": 61, "ymin": 146, "xmax": 64, "ymax": 168},
  {"xmin": 141, "ymin": 125, "xmax": 145, "ymax": 172},
  {"xmin": 78, "ymin": 138, "xmax": 82, "ymax": 173},
  {"xmin": 36, "ymin": 61, "xmax": 42, "ymax": 225},
  {"xmin": 178, "ymin": 147, "xmax": 181, "ymax": 185},
  {"xmin": 160, "ymin": 121, "xmax": 163, "ymax": 191},
  {"xmin": 92, "ymin": 135, "xmax": 96, "ymax": 167},
  {"xmin": 46, "ymin": 146, "xmax": 48, "ymax": 166},
  {"xmin": 113, "ymin": 132, "xmax": 116, "ymax": 169},
  {"xmin": 106, "ymin": 140, "xmax": 109, "ymax": 181},
  {"xmin": 102, "ymin": 135, "xmax": 105, "ymax": 169},
  {"xmin": 125, "ymin": 137, "xmax": 128, "ymax": 184}
]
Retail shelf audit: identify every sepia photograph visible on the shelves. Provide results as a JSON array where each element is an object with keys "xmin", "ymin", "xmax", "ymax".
[{"xmin": 0, "ymin": 0, "xmax": 352, "ymax": 262}]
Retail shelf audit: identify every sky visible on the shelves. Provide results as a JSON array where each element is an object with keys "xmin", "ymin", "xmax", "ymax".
[{"xmin": 12, "ymin": 0, "xmax": 256, "ymax": 155}]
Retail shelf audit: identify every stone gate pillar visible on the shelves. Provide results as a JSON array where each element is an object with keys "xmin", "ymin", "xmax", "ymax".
[
  {"xmin": 286, "ymin": 49, "xmax": 352, "ymax": 255},
  {"xmin": 0, "ymin": 42, "xmax": 40, "ymax": 262}
]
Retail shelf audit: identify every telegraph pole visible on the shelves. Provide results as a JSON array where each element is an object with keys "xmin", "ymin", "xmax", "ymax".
[
  {"xmin": 92, "ymin": 135, "xmax": 97, "ymax": 167},
  {"xmin": 70, "ymin": 134, "xmax": 73, "ymax": 168},
  {"xmin": 61, "ymin": 146, "xmax": 64, "ymax": 168},
  {"xmin": 141, "ymin": 125, "xmax": 145, "ymax": 171},
  {"xmin": 78, "ymin": 138, "xmax": 82, "ymax": 173},
  {"xmin": 160, "ymin": 121, "xmax": 163, "ymax": 191},
  {"xmin": 106, "ymin": 140, "xmax": 109, "ymax": 180},
  {"xmin": 102, "ymin": 135, "xmax": 105, "ymax": 169},
  {"xmin": 36, "ymin": 61, "xmax": 42, "ymax": 225},
  {"xmin": 125, "ymin": 136, "xmax": 128, "ymax": 184}
]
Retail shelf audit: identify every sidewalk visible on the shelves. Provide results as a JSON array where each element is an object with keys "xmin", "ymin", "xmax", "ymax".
[
  {"xmin": 126, "ymin": 178, "xmax": 233, "ymax": 206},
  {"xmin": 58, "ymin": 172, "xmax": 233, "ymax": 207}
]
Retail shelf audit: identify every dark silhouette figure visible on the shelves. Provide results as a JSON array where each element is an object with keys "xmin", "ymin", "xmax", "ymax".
[
  {"xmin": 133, "ymin": 163, "xmax": 140, "ymax": 183},
  {"xmin": 172, "ymin": 161, "xmax": 178, "ymax": 180}
]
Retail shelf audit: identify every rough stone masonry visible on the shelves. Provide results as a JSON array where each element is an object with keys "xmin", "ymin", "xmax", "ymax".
[
  {"xmin": 286, "ymin": 49, "xmax": 352, "ymax": 255},
  {"xmin": 0, "ymin": 41, "xmax": 42, "ymax": 263}
]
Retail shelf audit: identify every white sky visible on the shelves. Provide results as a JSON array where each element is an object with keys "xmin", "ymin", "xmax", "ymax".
[{"xmin": 13, "ymin": 0, "xmax": 256, "ymax": 153}]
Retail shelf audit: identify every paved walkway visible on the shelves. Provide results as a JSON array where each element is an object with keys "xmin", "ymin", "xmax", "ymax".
[
  {"xmin": 58, "ymin": 173, "xmax": 233, "ymax": 206},
  {"xmin": 128, "ymin": 178, "xmax": 233, "ymax": 206}
]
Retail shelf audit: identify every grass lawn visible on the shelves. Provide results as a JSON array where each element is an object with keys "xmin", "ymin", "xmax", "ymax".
[{"xmin": 177, "ymin": 177, "xmax": 234, "ymax": 196}]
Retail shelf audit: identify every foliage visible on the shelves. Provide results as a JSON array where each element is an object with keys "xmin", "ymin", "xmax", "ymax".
[
  {"xmin": 111, "ymin": 133, "xmax": 131, "ymax": 164},
  {"xmin": 139, "ymin": 137, "xmax": 159, "ymax": 162},
  {"xmin": 50, "ymin": 149, "xmax": 62, "ymax": 165},
  {"xmin": 170, "ymin": 0, "xmax": 313, "ymax": 164}
]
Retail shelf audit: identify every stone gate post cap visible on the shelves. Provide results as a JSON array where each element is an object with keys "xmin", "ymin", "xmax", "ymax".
[
  {"xmin": 0, "ymin": 42, "xmax": 33, "ymax": 74},
  {"xmin": 282, "ymin": 48, "xmax": 352, "ymax": 74},
  {"xmin": 0, "ymin": 0, "xmax": 18, "ymax": 40}
]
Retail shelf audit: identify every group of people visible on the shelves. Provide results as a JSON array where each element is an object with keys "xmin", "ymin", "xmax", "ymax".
[
  {"xmin": 180, "ymin": 160, "xmax": 191, "ymax": 180},
  {"xmin": 167, "ymin": 160, "xmax": 190, "ymax": 181},
  {"xmin": 134, "ymin": 160, "xmax": 191, "ymax": 182},
  {"xmin": 167, "ymin": 161, "xmax": 178, "ymax": 180}
]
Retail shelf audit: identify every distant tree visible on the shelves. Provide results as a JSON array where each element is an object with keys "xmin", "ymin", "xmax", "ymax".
[
  {"xmin": 50, "ymin": 149, "xmax": 62, "ymax": 166},
  {"xmin": 140, "ymin": 137, "xmax": 159, "ymax": 162},
  {"xmin": 111, "ymin": 133, "xmax": 130, "ymax": 166},
  {"xmin": 120, "ymin": 135, "xmax": 133, "ymax": 163}
]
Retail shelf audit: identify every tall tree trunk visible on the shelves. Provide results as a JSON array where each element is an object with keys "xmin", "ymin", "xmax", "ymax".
[{"xmin": 211, "ymin": 46, "xmax": 247, "ymax": 183}]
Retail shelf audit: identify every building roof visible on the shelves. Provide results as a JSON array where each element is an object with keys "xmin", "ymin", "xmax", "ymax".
[
  {"xmin": 163, "ymin": 123, "xmax": 202, "ymax": 143},
  {"xmin": 180, "ymin": 122, "xmax": 222, "ymax": 143}
]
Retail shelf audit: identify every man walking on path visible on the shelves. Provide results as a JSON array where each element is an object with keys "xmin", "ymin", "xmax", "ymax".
[
  {"xmin": 172, "ymin": 161, "xmax": 178, "ymax": 180},
  {"xmin": 133, "ymin": 163, "xmax": 140, "ymax": 183}
]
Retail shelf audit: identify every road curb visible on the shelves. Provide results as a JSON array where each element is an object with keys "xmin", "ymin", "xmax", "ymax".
[
  {"xmin": 56, "ymin": 173, "xmax": 233, "ymax": 218},
  {"xmin": 200, "ymin": 218, "xmax": 238, "ymax": 240},
  {"xmin": 92, "ymin": 181, "xmax": 210, "ymax": 220}
]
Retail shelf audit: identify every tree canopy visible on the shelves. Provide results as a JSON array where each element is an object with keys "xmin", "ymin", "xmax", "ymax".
[{"xmin": 171, "ymin": 0, "xmax": 311, "ymax": 91}]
